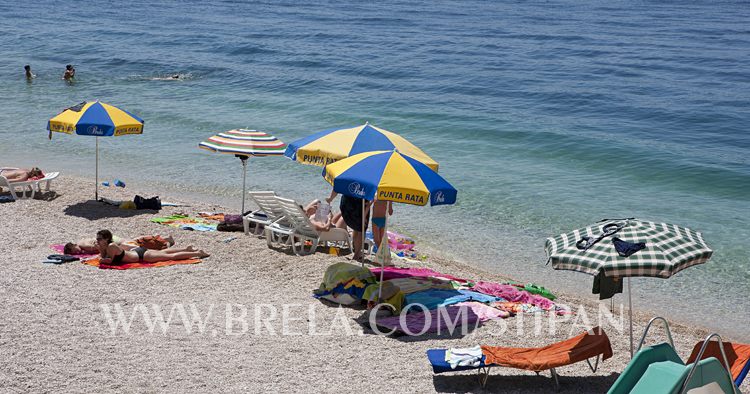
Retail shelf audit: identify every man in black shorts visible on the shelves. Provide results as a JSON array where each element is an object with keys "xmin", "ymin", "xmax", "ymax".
[{"xmin": 327, "ymin": 191, "xmax": 370, "ymax": 260}]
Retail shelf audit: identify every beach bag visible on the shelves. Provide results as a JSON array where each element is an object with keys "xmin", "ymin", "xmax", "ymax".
[
  {"xmin": 223, "ymin": 214, "xmax": 243, "ymax": 224},
  {"xmin": 133, "ymin": 195, "xmax": 162, "ymax": 210},
  {"xmin": 217, "ymin": 222, "xmax": 244, "ymax": 232}
]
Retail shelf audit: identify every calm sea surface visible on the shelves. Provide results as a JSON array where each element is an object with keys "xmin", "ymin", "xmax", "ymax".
[{"xmin": 1, "ymin": 1, "xmax": 748, "ymax": 338}]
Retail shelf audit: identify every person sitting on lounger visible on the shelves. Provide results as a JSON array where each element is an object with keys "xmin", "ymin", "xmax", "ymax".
[
  {"xmin": 304, "ymin": 199, "xmax": 347, "ymax": 232},
  {"xmin": 0, "ymin": 167, "xmax": 43, "ymax": 182},
  {"xmin": 64, "ymin": 234, "xmax": 175, "ymax": 255},
  {"xmin": 96, "ymin": 230, "xmax": 208, "ymax": 265}
]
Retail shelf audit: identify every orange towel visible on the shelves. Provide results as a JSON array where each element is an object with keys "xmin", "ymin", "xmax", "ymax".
[
  {"xmin": 481, "ymin": 327, "xmax": 613, "ymax": 371},
  {"xmin": 82, "ymin": 257, "xmax": 201, "ymax": 270},
  {"xmin": 687, "ymin": 341, "xmax": 750, "ymax": 380},
  {"xmin": 198, "ymin": 213, "xmax": 225, "ymax": 221}
]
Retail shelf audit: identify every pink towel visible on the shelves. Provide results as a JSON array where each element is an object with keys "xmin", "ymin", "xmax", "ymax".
[
  {"xmin": 454, "ymin": 301, "xmax": 510, "ymax": 320},
  {"xmin": 472, "ymin": 281, "xmax": 555, "ymax": 310},
  {"xmin": 370, "ymin": 267, "xmax": 467, "ymax": 282}
]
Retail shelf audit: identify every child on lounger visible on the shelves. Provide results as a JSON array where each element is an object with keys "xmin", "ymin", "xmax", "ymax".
[{"xmin": 96, "ymin": 230, "xmax": 208, "ymax": 265}]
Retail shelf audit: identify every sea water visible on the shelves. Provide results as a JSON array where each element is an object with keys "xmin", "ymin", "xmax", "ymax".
[{"xmin": 1, "ymin": 0, "xmax": 748, "ymax": 339}]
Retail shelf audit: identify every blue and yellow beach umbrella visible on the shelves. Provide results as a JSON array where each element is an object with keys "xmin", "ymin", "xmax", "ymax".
[
  {"xmin": 47, "ymin": 101, "xmax": 144, "ymax": 200},
  {"xmin": 48, "ymin": 101, "xmax": 144, "ymax": 137},
  {"xmin": 323, "ymin": 150, "xmax": 456, "ymax": 207},
  {"xmin": 285, "ymin": 123, "xmax": 439, "ymax": 171},
  {"xmin": 325, "ymin": 149, "xmax": 456, "ymax": 296}
]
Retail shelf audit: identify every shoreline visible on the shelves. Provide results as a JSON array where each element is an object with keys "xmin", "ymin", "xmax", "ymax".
[{"xmin": 2, "ymin": 174, "xmax": 747, "ymax": 392}]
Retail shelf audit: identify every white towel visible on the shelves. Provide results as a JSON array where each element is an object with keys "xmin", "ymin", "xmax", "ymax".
[{"xmin": 445, "ymin": 345, "xmax": 483, "ymax": 369}]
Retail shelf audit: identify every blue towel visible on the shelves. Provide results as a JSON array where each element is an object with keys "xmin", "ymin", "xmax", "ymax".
[
  {"xmin": 180, "ymin": 224, "xmax": 217, "ymax": 232},
  {"xmin": 404, "ymin": 289, "xmax": 501, "ymax": 313}
]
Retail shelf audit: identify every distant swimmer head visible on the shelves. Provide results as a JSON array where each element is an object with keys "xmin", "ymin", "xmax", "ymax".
[
  {"xmin": 66, "ymin": 64, "xmax": 73, "ymax": 70},
  {"xmin": 24, "ymin": 65, "xmax": 31, "ymax": 71}
]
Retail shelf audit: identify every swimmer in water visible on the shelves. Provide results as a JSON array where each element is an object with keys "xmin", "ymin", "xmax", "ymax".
[{"xmin": 24, "ymin": 65, "xmax": 35, "ymax": 80}]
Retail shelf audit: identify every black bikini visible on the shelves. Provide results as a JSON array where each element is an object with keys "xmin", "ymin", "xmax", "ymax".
[
  {"xmin": 133, "ymin": 247, "xmax": 147, "ymax": 261},
  {"xmin": 112, "ymin": 250, "xmax": 125, "ymax": 264}
]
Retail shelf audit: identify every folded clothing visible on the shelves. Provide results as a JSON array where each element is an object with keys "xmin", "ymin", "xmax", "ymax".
[
  {"xmin": 133, "ymin": 235, "xmax": 170, "ymax": 250},
  {"xmin": 446, "ymin": 345, "xmax": 483, "ymax": 369}
]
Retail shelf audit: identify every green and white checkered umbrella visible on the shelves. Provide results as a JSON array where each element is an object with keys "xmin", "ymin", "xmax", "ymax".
[
  {"xmin": 545, "ymin": 218, "xmax": 712, "ymax": 279},
  {"xmin": 544, "ymin": 218, "xmax": 712, "ymax": 357}
]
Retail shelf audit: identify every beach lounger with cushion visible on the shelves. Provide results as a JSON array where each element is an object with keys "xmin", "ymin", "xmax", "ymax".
[
  {"xmin": 687, "ymin": 340, "xmax": 750, "ymax": 388},
  {"xmin": 0, "ymin": 170, "xmax": 60, "ymax": 200},
  {"xmin": 243, "ymin": 191, "xmax": 287, "ymax": 236},
  {"xmin": 427, "ymin": 326, "xmax": 612, "ymax": 390},
  {"xmin": 267, "ymin": 196, "xmax": 351, "ymax": 256}
]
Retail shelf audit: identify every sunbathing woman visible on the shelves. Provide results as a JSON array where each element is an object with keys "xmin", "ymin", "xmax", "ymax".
[
  {"xmin": 65, "ymin": 234, "xmax": 175, "ymax": 255},
  {"xmin": 96, "ymin": 230, "xmax": 208, "ymax": 265},
  {"xmin": 0, "ymin": 167, "xmax": 43, "ymax": 182}
]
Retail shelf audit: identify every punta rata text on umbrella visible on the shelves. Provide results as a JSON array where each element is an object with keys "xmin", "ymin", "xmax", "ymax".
[
  {"xmin": 198, "ymin": 129, "xmax": 287, "ymax": 215},
  {"xmin": 47, "ymin": 101, "xmax": 144, "ymax": 200},
  {"xmin": 323, "ymin": 149, "xmax": 457, "ymax": 298},
  {"xmin": 545, "ymin": 218, "xmax": 713, "ymax": 357}
]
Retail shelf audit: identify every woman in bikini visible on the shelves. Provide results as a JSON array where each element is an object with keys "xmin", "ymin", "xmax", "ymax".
[
  {"xmin": 96, "ymin": 229, "xmax": 208, "ymax": 265},
  {"xmin": 0, "ymin": 167, "xmax": 43, "ymax": 182}
]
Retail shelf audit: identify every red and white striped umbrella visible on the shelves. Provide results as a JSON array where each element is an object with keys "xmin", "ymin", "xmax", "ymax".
[{"xmin": 199, "ymin": 129, "xmax": 286, "ymax": 214}]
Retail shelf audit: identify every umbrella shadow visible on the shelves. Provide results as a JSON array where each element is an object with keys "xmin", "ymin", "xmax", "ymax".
[
  {"xmin": 431, "ymin": 372, "xmax": 619, "ymax": 393},
  {"xmin": 63, "ymin": 200, "xmax": 158, "ymax": 220},
  {"xmin": 354, "ymin": 308, "xmax": 483, "ymax": 342}
]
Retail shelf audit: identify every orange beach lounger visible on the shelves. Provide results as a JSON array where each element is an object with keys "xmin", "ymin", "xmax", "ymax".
[{"xmin": 427, "ymin": 327, "xmax": 613, "ymax": 389}]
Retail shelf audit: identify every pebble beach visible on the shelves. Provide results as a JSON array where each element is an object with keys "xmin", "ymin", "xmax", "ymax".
[{"xmin": 1, "ymin": 175, "xmax": 746, "ymax": 393}]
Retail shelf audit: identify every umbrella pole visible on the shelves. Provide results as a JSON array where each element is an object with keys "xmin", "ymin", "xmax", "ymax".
[
  {"xmin": 378, "ymin": 210, "xmax": 388, "ymax": 300},
  {"xmin": 628, "ymin": 277, "xmax": 634, "ymax": 358},
  {"xmin": 241, "ymin": 157, "xmax": 248, "ymax": 215},
  {"xmin": 95, "ymin": 136, "xmax": 99, "ymax": 201},
  {"xmin": 361, "ymin": 199, "xmax": 365, "ymax": 267}
]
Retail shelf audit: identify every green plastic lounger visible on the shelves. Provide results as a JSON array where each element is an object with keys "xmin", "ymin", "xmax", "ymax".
[
  {"xmin": 427, "ymin": 327, "xmax": 613, "ymax": 389},
  {"xmin": 608, "ymin": 317, "xmax": 740, "ymax": 394}
]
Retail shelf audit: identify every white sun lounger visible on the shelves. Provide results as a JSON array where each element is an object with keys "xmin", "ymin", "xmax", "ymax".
[
  {"xmin": 0, "ymin": 170, "xmax": 60, "ymax": 200},
  {"xmin": 267, "ymin": 196, "xmax": 351, "ymax": 255},
  {"xmin": 243, "ymin": 191, "xmax": 289, "ymax": 236}
]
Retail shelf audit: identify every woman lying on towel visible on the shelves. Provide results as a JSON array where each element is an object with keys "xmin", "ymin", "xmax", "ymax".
[
  {"xmin": 65, "ymin": 234, "xmax": 175, "ymax": 255},
  {"xmin": 0, "ymin": 167, "xmax": 43, "ymax": 182},
  {"xmin": 96, "ymin": 230, "xmax": 209, "ymax": 265}
]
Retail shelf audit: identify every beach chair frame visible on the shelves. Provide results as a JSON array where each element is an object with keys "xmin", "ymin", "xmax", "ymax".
[
  {"xmin": 271, "ymin": 196, "xmax": 351, "ymax": 256},
  {"xmin": 476, "ymin": 354, "xmax": 602, "ymax": 390},
  {"xmin": 243, "ymin": 191, "xmax": 288, "ymax": 236}
]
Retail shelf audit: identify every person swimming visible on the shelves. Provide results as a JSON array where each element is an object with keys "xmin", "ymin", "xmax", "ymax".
[
  {"xmin": 150, "ymin": 73, "xmax": 183, "ymax": 81},
  {"xmin": 63, "ymin": 64, "xmax": 75, "ymax": 80},
  {"xmin": 24, "ymin": 65, "xmax": 35, "ymax": 80}
]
